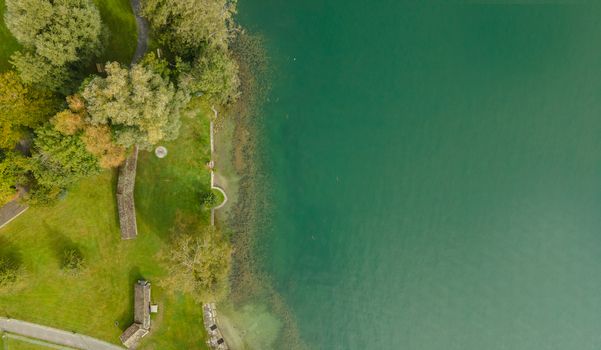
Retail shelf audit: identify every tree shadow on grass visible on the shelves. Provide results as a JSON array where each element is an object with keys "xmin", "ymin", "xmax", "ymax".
[
  {"xmin": 0, "ymin": 237, "xmax": 23, "ymax": 297},
  {"xmin": 0, "ymin": 237, "xmax": 22, "ymax": 271},
  {"xmin": 43, "ymin": 222, "xmax": 84, "ymax": 269},
  {"xmin": 110, "ymin": 170, "xmax": 121, "ymax": 231},
  {"xmin": 116, "ymin": 266, "xmax": 145, "ymax": 331}
]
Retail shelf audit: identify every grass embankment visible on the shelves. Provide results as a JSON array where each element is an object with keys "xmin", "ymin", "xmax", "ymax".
[{"xmin": 0, "ymin": 113, "xmax": 212, "ymax": 349}]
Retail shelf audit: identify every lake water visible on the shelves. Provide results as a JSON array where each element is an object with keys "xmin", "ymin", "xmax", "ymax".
[{"xmin": 239, "ymin": 2, "xmax": 601, "ymax": 349}]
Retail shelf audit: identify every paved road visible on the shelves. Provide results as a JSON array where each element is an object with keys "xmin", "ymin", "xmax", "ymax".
[
  {"xmin": 0, "ymin": 318, "xmax": 123, "ymax": 350},
  {"xmin": 0, "ymin": 200, "xmax": 28, "ymax": 230}
]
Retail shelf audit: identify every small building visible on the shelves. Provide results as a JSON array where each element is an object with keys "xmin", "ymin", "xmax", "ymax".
[
  {"xmin": 119, "ymin": 323, "xmax": 148, "ymax": 349},
  {"xmin": 120, "ymin": 280, "xmax": 152, "ymax": 349}
]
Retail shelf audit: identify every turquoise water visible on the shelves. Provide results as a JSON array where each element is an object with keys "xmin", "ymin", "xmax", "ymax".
[{"xmin": 240, "ymin": 2, "xmax": 601, "ymax": 349}]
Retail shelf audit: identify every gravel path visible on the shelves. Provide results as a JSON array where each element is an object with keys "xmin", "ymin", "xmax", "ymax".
[
  {"xmin": 129, "ymin": 0, "xmax": 149, "ymax": 65},
  {"xmin": 0, "ymin": 318, "xmax": 123, "ymax": 350}
]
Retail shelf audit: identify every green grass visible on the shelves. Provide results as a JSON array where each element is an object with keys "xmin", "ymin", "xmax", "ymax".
[
  {"xmin": 0, "ymin": 113, "xmax": 212, "ymax": 350},
  {"xmin": 4, "ymin": 338, "xmax": 49, "ymax": 350},
  {"xmin": 2, "ymin": 334, "xmax": 64, "ymax": 350},
  {"xmin": 0, "ymin": 0, "xmax": 21, "ymax": 72},
  {"xmin": 93, "ymin": 0, "xmax": 137, "ymax": 65}
]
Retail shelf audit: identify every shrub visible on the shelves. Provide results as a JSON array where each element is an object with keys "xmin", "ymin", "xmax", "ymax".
[
  {"xmin": 61, "ymin": 248, "xmax": 85, "ymax": 275},
  {"xmin": 0, "ymin": 256, "xmax": 20, "ymax": 287}
]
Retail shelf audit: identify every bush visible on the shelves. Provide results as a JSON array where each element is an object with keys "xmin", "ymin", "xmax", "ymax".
[
  {"xmin": 61, "ymin": 248, "xmax": 85, "ymax": 275},
  {"xmin": 0, "ymin": 256, "xmax": 20, "ymax": 287},
  {"xmin": 200, "ymin": 191, "xmax": 217, "ymax": 208}
]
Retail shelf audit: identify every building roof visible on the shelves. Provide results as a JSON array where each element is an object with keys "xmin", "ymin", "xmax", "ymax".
[
  {"xmin": 119, "ymin": 323, "xmax": 148, "ymax": 349},
  {"xmin": 120, "ymin": 280, "xmax": 152, "ymax": 349},
  {"xmin": 134, "ymin": 280, "xmax": 151, "ymax": 330}
]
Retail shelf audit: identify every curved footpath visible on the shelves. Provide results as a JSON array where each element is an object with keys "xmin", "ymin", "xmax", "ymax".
[
  {"xmin": 129, "ymin": 0, "xmax": 148, "ymax": 65},
  {"xmin": 0, "ymin": 317, "xmax": 124, "ymax": 350}
]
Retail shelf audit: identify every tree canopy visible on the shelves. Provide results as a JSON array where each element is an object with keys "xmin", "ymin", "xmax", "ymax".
[
  {"xmin": 0, "ymin": 71, "xmax": 60, "ymax": 149},
  {"xmin": 160, "ymin": 225, "xmax": 232, "ymax": 302},
  {"xmin": 0, "ymin": 151, "xmax": 29, "ymax": 206},
  {"xmin": 179, "ymin": 45, "xmax": 240, "ymax": 105},
  {"xmin": 5, "ymin": 0, "xmax": 102, "ymax": 65},
  {"xmin": 51, "ymin": 94, "xmax": 126, "ymax": 169},
  {"xmin": 141, "ymin": 0, "xmax": 236, "ymax": 55},
  {"xmin": 81, "ymin": 61, "xmax": 188, "ymax": 150},
  {"xmin": 5, "ymin": 0, "xmax": 103, "ymax": 89},
  {"xmin": 28, "ymin": 125, "xmax": 99, "ymax": 203}
]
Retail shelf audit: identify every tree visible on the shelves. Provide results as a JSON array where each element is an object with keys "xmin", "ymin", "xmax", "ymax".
[
  {"xmin": 5, "ymin": 0, "xmax": 103, "ymax": 89},
  {"xmin": 0, "ymin": 151, "xmax": 29, "ymax": 206},
  {"xmin": 51, "ymin": 110, "xmax": 86, "ymax": 136},
  {"xmin": 180, "ymin": 45, "xmax": 240, "ymax": 105},
  {"xmin": 28, "ymin": 125, "xmax": 99, "ymax": 203},
  {"xmin": 5, "ymin": 0, "xmax": 102, "ymax": 65},
  {"xmin": 51, "ymin": 94, "xmax": 126, "ymax": 169},
  {"xmin": 0, "ymin": 71, "xmax": 59, "ymax": 149},
  {"xmin": 159, "ymin": 225, "xmax": 231, "ymax": 302},
  {"xmin": 81, "ymin": 61, "xmax": 188, "ymax": 150},
  {"xmin": 10, "ymin": 52, "xmax": 71, "ymax": 91},
  {"xmin": 141, "ymin": 0, "xmax": 236, "ymax": 54},
  {"xmin": 80, "ymin": 125, "xmax": 126, "ymax": 168}
]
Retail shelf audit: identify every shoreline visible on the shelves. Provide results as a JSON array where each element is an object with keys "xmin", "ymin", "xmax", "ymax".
[{"xmin": 211, "ymin": 69, "xmax": 308, "ymax": 350}]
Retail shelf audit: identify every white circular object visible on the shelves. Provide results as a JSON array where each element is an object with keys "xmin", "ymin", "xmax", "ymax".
[{"xmin": 155, "ymin": 146, "xmax": 168, "ymax": 158}]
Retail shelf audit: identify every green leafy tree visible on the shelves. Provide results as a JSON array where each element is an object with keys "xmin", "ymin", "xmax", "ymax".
[
  {"xmin": 0, "ymin": 71, "xmax": 60, "ymax": 148},
  {"xmin": 28, "ymin": 125, "xmax": 99, "ymax": 203},
  {"xmin": 141, "ymin": 0, "xmax": 236, "ymax": 54},
  {"xmin": 81, "ymin": 61, "xmax": 188, "ymax": 150},
  {"xmin": 159, "ymin": 225, "xmax": 231, "ymax": 302},
  {"xmin": 5, "ymin": 0, "xmax": 103, "ymax": 89},
  {"xmin": 5, "ymin": 0, "xmax": 102, "ymax": 65},
  {"xmin": 0, "ymin": 151, "xmax": 29, "ymax": 206},
  {"xmin": 179, "ymin": 45, "xmax": 240, "ymax": 105},
  {"xmin": 10, "ymin": 52, "xmax": 71, "ymax": 91}
]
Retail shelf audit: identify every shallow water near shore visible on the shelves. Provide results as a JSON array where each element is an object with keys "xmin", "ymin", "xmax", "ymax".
[{"xmin": 238, "ymin": 2, "xmax": 601, "ymax": 349}]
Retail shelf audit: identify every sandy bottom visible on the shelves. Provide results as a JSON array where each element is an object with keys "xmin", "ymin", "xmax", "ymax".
[{"xmin": 218, "ymin": 302, "xmax": 282, "ymax": 350}]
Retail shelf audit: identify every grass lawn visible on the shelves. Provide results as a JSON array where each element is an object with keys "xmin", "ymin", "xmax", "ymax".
[
  {"xmin": 0, "ymin": 0, "xmax": 21, "ymax": 72},
  {"xmin": 2, "ymin": 334, "xmax": 64, "ymax": 350},
  {"xmin": 93, "ymin": 0, "xmax": 137, "ymax": 65},
  {"xmin": 0, "ymin": 112, "xmax": 212, "ymax": 350}
]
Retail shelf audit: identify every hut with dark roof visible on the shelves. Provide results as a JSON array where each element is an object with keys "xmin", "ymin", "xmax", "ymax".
[{"xmin": 120, "ymin": 280, "xmax": 152, "ymax": 349}]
